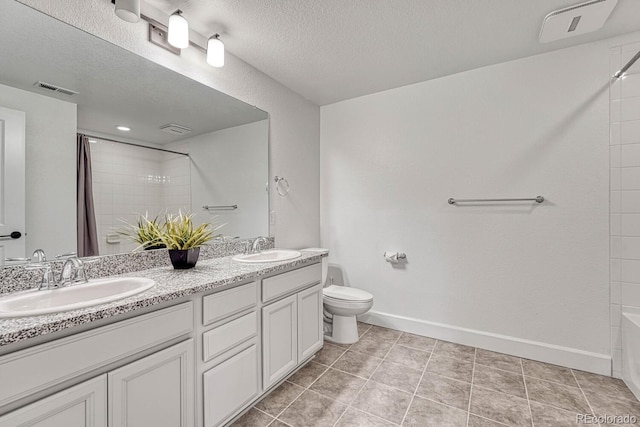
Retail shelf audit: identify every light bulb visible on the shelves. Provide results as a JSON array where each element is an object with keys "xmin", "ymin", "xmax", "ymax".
[
  {"xmin": 114, "ymin": 0, "xmax": 140, "ymax": 23},
  {"xmin": 168, "ymin": 10, "xmax": 189, "ymax": 49},
  {"xmin": 207, "ymin": 35, "xmax": 224, "ymax": 68}
]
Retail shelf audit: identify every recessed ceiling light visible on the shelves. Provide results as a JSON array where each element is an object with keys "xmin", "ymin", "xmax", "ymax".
[{"xmin": 116, "ymin": 125, "xmax": 131, "ymax": 132}]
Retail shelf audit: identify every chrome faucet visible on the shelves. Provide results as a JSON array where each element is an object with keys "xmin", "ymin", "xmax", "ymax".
[
  {"xmin": 251, "ymin": 237, "xmax": 268, "ymax": 253},
  {"xmin": 58, "ymin": 257, "xmax": 88, "ymax": 288}
]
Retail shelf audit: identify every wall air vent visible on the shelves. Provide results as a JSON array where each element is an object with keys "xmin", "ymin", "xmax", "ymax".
[
  {"xmin": 33, "ymin": 81, "xmax": 78, "ymax": 96},
  {"xmin": 160, "ymin": 124, "xmax": 192, "ymax": 135},
  {"xmin": 539, "ymin": 0, "xmax": 618, "ymax": 43}
]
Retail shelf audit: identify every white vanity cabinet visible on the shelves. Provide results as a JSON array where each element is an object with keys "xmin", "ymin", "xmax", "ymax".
[
  {"xmin": 0, "ymin": 302, "xmax": 194, "ymax": 427},
  {"xmin": 0, "ymin": 376, "xmax": 107, "ymax": 427},
  {"xmin": 262, "ymin": 264, "xmax": 323, "ymax": 389},
  {"xmin": 108, "ymin": 340, "xmax": 194, "ymax": 427},
  {"xmin": 200, "ymin": 282, "xmax": 260, "ymax": 427}
]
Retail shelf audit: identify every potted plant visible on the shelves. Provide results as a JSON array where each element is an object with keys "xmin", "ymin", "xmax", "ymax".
[
  {"xmin": 159, "ymin": 211, "xmax": 222, "ymax": 269},
  {"xmin": 119, "ymin": 213, "xmax": 166, "ymax": 251}
]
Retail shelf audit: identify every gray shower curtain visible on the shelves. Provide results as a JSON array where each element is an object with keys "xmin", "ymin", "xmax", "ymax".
[{"xmin": 77, "ymin": 134, "xmax": 99, "ymax": 257}]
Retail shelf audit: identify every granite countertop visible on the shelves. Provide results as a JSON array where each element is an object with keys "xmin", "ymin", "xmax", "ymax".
[{"xmin": 0, "ymin": 250, "xmax": 325, "ymax": 348}]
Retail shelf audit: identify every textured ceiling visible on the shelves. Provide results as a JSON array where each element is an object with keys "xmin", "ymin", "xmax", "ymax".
[{"xmin": 144, "ymin": 0, "xmax": 640, "ymax": 105}]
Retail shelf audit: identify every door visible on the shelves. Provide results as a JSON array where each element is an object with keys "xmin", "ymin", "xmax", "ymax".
[
  {"xmin": 203, "ymin": 343, "xmax": 259, "ymax": 427},
  {"xmin": 108, "ymin": 340, "xmax": 194, "ymax": 427},
  {"xmin": 0, "ymin": 107, "xmax": 25, "ymax": 264},
  {"xmin": 0, "ymin": 375, "xmax": 106, "ymax": 427},
  {"xmin": 262, "ymin": 294, "xmax": 297, "ymax": 389},
  {"xmin": 297, "ymin": 284, "xmax": 324, "ymax": 362}
]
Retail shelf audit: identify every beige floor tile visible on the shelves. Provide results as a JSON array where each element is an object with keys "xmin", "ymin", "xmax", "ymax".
[
  {"xmin": 416, "ymin": 372, "xmax": 471, "ymax": 410},
  {"xmin": 522, "ymin": 359, "xmax": 578, "ymax": 387},
  {"xmin": 351, "ymin": 381, "xmax": 412, "ymax": 424},
  {"xmin": 256, "ymin": 381, "xmax": 305, "ymax": 417},
  {"xmin": 288, "ymin": 362, "xmax": 328, "ymax": 388},
  {"xmin": 466, "ymin": 414, "xmax": 509, "ymax": 427},
  {"xmin": 278, "ymin": 390, "xmax": 347, "ymax": 427},
  {"xmin": 366, "ymin": 325, "xmax": 403, "ymax": 342},
  {"xmin": 334, "ymin": 407, "xmax": 396, "ymax": 426},
  {"xmin": 529, "ymin": 401, "xmax": 583, "ymax": 427},
  {"xmin": 403, "ymin": 396, "xmax": 467, "ymax": 427},
  {"xmin": 426, "ymin": 353, "xmax": 474, "ymax": 383},
  {"xmin": 230, "ymin": 408, "xmax": 274, "ymax": 427},
  {"xmin": 350, "ymin": 334, "xmax": 395, "ymax": 358},
  {"xmin": 573, "ymin": 369, "xmax": 637, "ymax": 401},
  {"xmin": 474, "ymin": 349, "xmax": 521, "ymax": 374},
  {"xmin": 397, "ymin": 332, "xmax": 436, "ymax": 352},
  {"xmin": 525, "ymin": 377, "xmax": 590, "ymax": 413},
  {"xmin": 309, "ymin": 368, "xmax": 367, "ymax": 404},
  {"xmin": 470, "ymin": 386, "xmax": 532, "ymax": 427},
  {"xmin": 385, "ymin": 344, "xmax": 430, "ymax": 371},
  {"xmin": 370, "ymin": 359, "xmax": 423, "ymax": 393},
  {"xmin": 332, "ymin": 350, "xmax": 383, "ymax": 379},
  {"xmin": 434, "ymin": 341, "xmax": 476, "ymax": 362},
  {"xmin": 314, "ymin": 343, "xmax": 346, "ymax": 366},
  {"xmin": 473, "ymin": 364, "xmax": 526, "ymax": 399}
]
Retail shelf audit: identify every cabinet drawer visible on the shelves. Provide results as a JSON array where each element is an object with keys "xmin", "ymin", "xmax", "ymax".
[
  {"xmin": 203, "ymin": 282, "xmax": 257, "ymax": 326},
  {"xmin": 204, "ymin": 343, "xmax": 258, "ymax": 427},
  {"xmin": 262, "ymin": 264, "xmax": 321, "ymax": 303},
  {"xmin": 203, "ymin": 312, "xmax": 257, "ymax": 363},
  {"xmin": 0, "ymin": 302, "xmax": 193, "ymax": 407}
]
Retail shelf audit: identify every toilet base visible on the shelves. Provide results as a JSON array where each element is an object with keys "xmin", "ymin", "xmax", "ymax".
[{"xmin": 324, "ymin": 314, "xmax": 359, "ymax": 344}]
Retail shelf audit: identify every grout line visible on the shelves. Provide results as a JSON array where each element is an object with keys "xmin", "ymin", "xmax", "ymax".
[
  {"xmin": 465, "ymin": 348, "xmax": 477, "ymax": 427},
  {"xmin": 400, "ymin": 338, "xmax": 437, "ymax": 426},
  {"xmin": 571, "ymin": 369, "xmax": 602, "ymax": 427},
  {"xmin": 467, "ymin": 413, "xmax": 511, "ymax": 427},
  {"xmin": 332, "ymin": 332, "xmax": 404, "ymax": 427},
  {"xmin": 520, "ymin": 358, "xmax": 535, "ymax": 427}
]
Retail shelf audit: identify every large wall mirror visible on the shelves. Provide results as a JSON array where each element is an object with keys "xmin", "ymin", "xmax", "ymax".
[{"xmin": 0, "ymin": 1, "xmax": 269, "ymax": 262}]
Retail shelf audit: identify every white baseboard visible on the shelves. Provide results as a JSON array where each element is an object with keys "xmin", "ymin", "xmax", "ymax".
[{"xmin": 359, "ymin": 310, "xmax": 611, "ymax": 376}]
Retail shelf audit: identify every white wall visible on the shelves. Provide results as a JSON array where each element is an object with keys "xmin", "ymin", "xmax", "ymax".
[
  {"xmin": 180, "ymin": 120, "xmax": 269, "ymax": 239},
  {"xmin": 18, "ymin": 0, "xmax": 320, "ymax": 249},
  {"xmin": 321, "ymin": 33, "xmax": 640, "ymax": 374},
  {"xmin": 0, "ymin": 83, "xmax": 76, "ymax": 257},
  {"xmin": 610, "ymin": 41, "xmax": 640, "ymax": 378}
]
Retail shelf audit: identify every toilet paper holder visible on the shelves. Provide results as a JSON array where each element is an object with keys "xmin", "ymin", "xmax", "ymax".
[{"xmin": 383, "ymin": 252, "xmax": 406, "ymax": 262}]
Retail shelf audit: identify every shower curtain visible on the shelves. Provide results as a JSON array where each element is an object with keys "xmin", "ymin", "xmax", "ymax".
[{"xmin": 77, "ymin": 134, "xmax": 99, "ymax": 257}]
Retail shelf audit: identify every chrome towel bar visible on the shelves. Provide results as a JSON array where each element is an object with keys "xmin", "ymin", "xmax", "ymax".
[
  {"xmin": 448, "ymin": 196, "xmax": 544, "ymax": 205},
  {"xmin": 203, "ymin": 205, "xmax": 238, "ymax": 211}
]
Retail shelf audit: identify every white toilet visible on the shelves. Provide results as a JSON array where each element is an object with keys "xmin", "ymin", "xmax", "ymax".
[{"xmin": 305, "ymin": 248, "xmax": 374, "ymax": 344}]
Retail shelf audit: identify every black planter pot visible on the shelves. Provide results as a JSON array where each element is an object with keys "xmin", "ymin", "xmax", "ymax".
[
  {"xmin": 168, "ymin": 247, "xmax": 200, "ymax": 269},
  {"xmin": 144, "ymin": 244, "xmax": 166, "ymax": 251}
]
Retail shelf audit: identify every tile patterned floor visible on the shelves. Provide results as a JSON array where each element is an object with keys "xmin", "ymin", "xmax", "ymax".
[{"xmin": 232, "ymin": 323, "xmax": 640, "ymax": 427}]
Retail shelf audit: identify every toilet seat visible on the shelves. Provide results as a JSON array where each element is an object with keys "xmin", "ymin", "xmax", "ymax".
[{"xmin": 323, "ymin": 285, "xmax": 373, "ymax": 303}]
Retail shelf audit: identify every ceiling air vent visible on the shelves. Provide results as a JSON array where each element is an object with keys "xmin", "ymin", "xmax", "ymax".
[
  {"xmin": 160, "ymin": 124, "xmax": 192, "ymax": 135},
  {"xmin": 539, "ymin": 0, "xmax": 618, "ymax": 43},
  {"xmin": 33, "ymin": 81, "xmax": 78, "ymax": 96}
]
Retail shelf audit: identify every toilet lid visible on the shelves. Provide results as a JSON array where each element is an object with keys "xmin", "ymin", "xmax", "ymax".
[{"xmin": 323, "ymin": 285, "xmax": 373, "ymax": 302}]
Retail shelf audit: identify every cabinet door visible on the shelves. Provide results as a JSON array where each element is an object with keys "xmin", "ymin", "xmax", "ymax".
[
  {"xmin": 108, "ymin": 340, "xmax": 194, "ymax": 427},
  {"xmin": 0, "ymin": 375, "xmax": 106, "ymax": 427},
  {"xmin": 203, "ymin": 344, "xmax": 259, "ymax": 427},
  {"xmin": 262, "ymin": 294, "xmax": 297, "ymax": 389},
  {"xmin": 297, "ymin": 283, "xmax": 324, "ymax": 362}
]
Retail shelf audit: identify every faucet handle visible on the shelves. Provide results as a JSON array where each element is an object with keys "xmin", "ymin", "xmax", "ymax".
[
  {"xmin": 32, "ymin": 249, "xmax": 47, "ymax": 263},
  {"xmin": 25, "ymin": 262, "xmax": 55, "ymax": 290}
]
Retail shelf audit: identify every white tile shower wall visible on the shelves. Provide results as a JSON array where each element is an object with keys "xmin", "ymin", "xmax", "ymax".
[
  {"xmin": 90, "ymin": 140, "xmax": 190, "ymax": 255},
  {"xmin": 320, "ymin": 34, "xmax": 640, "ymax": 375},
  {"xmin": 612, "ymin": 41, "xmax": 640, "ymax": 378}
]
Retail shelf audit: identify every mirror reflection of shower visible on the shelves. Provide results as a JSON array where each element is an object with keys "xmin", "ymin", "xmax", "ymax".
[{"xmin": 87, "ymin": 135, "xmax": 191, "ymax": 255}]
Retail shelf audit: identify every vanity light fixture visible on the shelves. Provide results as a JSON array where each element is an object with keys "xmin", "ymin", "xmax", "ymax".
[
  {"xmin": 114, "ymin": 0, "xmax": 140, "ymax": 23},
  {"xmin": 206, "ymin": 34, "xmax": 224, "ymax": 68},
  {"xmin": 88, "ymin": 139, "xmax": 98, "ymax": 144},
  {"xmin": 168, "ymin": 10, "xmax": 189, "ymax": 49},
  {"xmin": 111, "ymin": 4, "xmax": 226, "ymax": 68},
  {"xmin": 116, "ymin": 125, "xmax": 131, "ymax": 132}
]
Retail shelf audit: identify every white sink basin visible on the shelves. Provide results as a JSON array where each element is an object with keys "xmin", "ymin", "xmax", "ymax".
[
  {"xmin": 0, "ymin": 277, "xmax": 155, "ymax": 318},
  {"xmin": 233, "ymin": 249, "xmax": 302, "ymax": 263}
]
